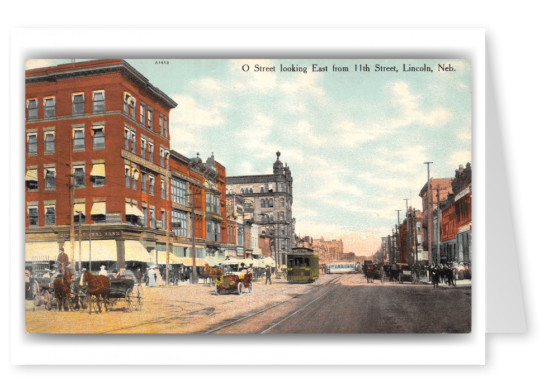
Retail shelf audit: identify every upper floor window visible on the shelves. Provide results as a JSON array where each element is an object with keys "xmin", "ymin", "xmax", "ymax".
[
  {"xmin": 93, "ymin": 126, "xmax": 105, "ymax": 149},
  {"xmin": 280, "ymin": 197, "xmax": 285, "ymax": 207},
  {"xmin": 124, "ymin": 93, "xmax": 136, "ymax": 118},
  {"xmin": 160, "ymin": 148, "xmax": 166, "ymax": 168},
  {"xmin": 44, "ymin": 131, "xmax": 55, "ymax": 153},
  {"xmin": 140, "ymin": 103, "xmax": 146, "ymax": 124},
  {"xmin": 149, "ymin": 175, "xmax": 155, "ymax": 195},
  {"xmin": 164, "ymin": 117, "xmax": 168, "ymax": 137},
  {"xmin": 141, "ymin": 138, "xmax": 147, "ymax": 159},
  {"xmin": 73, "ymin": 128, "xmax": 85, "ymax": 151},
  {"xmin": 27, "ymin": 99, "xmax": 38, "ymax": 120},
  {"xmin": 172, "ymin": 178, "xmax": 188, "ymax": 205},
  {"xmin": 28, "ymin": 206, "xmax": 38, "ymax": 227},
  {"xmin": 149, "ymin": 207, "xmax": 156, "ymax": 228},
  {"xmin": 93, "ymin": 91, "xmax": 105, "ymax": 113},
  {"xmin": 161, "ymin": 180, "xmax": 165, "ymax": 199},
  {"xmin": 72, "ymin": 93, "xmax": 84, "ymax": 115},
  {"xmin": 147, "ymin": 108, "xmax": 153, "ymax": 129},
  {"xmin": 148, "ymin": 142, "xmax": 153, "ymax": 162},
  {"xmin": 44, "ymin": 204, "xmax": 56, "ymax": 226},
  {"xmin": 159, "ymin": 114, "xmax": 164, "ymax": 135},
  {"xmin": 91, "ymin": 162, "xmax": 106, "ymax": 187},
  {"xmin": 25, "ymin": 168, "xmax": 38, "ymax": 190},
  {"xmin": 26, "ymin": 133, "xmax": 37, "ymax": 155},
  {"xmin": 44, "ymin": 97, "xmax": 56, "ymax": 119},
  {"xmin": 141, "ymin": 171, "xmax": 147, "ymax": 193},
  {"xmin": 73, "ymin": 164, "xmax": 85, "ymax": 188},
  {"xmin": 132, "ymin": 168, "xmax": 138, "ymax": 190},
  {"xmin": 124, "ymin": 127, "xmax": 136, "ymax": 153},
  {"xmin": 44, "ymin": 167, "xmax": 56, "ymax": 190}
]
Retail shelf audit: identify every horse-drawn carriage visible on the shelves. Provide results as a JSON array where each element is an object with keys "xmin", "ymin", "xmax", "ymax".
[{"xmin": 362, "ymin": 261, "xmax": 383, "ymax": 283}]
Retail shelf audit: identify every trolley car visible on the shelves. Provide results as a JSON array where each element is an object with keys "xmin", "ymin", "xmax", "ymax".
[{"xmin": 286, "ymin": 247, "xmax": 319, "ymax": 283}]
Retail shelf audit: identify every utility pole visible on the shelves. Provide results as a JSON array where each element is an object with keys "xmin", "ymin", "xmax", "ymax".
[
  {"xmin": 191, "ymin": 189, "xmax": 197, "ymax": 284},
  {"xmin": 69, "ymin": 171, "xmax": 75, "ymax": 268},
  {"xmin": 395, "ymin": 209, "xmax": 400, "ymax": 263},
  {"xmin": 424, "ymin": 161, "xmax": 433, "ymax": 265},
  {"xmin": 164, "ymin": 159, "xmax": 171, "ymax": 286},
  {"xmin": 436, "ymin": 184, "xmax": 441, "ymax": 266},
  {"xmin": 413, "ymin": 207, "xmax": 419, "ymax": 265},
  {"xmin": 78, "ymin": 211, "xmax": 82, "ymax": 274},
  {"xmin": 404, "ymin": 199, "xmax": 410, "ymax": 263}
]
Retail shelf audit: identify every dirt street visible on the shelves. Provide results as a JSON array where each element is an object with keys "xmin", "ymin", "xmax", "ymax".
[{"xmin": 25, "ymin": 274, "xmax": 471, "ymax": 334}]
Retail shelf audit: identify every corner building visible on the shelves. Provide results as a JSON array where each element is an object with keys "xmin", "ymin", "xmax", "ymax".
[
  {"xmin": 25, "ymin": 60, "xmax": 227, "ymax": 271},
  {"xmin": 226, "ymin": 152, "xmax": 294, "ymax": 267}
]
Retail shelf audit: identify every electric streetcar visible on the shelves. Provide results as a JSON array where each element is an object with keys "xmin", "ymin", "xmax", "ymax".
[{"xmin": 286, "ymin": 247, "xmax": 319, "ymax": 283}]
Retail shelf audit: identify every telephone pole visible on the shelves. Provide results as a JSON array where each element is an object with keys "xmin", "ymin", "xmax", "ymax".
[
  {"xmin": 164, "ymin": 158, "xmax": 171, "ymax": 286},
  {"xmin": 436, "ymin": 184, "xmax": 441, "ymax": 266},
  {"xmin": 424, "ymin": 162, "xmax": 433, "ymax": 265}
]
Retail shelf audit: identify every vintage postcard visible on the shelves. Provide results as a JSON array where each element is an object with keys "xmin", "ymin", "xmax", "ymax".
[{"xmin": 24, "ymin": 58, "xmax": 472, "ymax": 334}]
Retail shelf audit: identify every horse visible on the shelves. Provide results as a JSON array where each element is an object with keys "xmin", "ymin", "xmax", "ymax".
[
  {"xmin": 203, "ymin": 264, "xmax": 223, "ymax": 285},
  {"xmin": 81, "ymin": 270, "xmax": 111, "ymax": 313},
  {"xmin": 54, "ymin": 269, "xmax": 74, "ymax": 311}
]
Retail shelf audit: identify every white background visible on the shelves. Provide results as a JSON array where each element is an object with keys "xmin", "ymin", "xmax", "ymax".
[{"xmin": 1, "ymin": 1, "xmax": 548, "ymax": 389}]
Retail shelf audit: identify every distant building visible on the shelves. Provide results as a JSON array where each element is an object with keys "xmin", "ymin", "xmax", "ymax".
[{"xmin": 226, "ymin": 151, "xmax": 294, "ymax": 267}]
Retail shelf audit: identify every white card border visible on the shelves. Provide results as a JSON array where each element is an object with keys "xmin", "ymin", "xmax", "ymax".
[{"xmin": 10, "ymin": 27, "xmax": 485, "ymax": 365}]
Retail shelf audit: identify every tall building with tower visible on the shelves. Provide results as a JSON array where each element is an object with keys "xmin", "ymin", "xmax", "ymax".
[{"xmin": 226, "ymin": 152, "xmax": 294, "ymax": 268}]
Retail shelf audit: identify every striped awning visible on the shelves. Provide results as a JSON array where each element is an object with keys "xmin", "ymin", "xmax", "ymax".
[
  {"xmin": 25, "ymin": 241, "xmax": 59, "ymax": 262},
  {"xmin": 124, "ymin": 240, "xmax": 152, "ymax": 262},
  {"xmin": 25, "ymin": 169, "xmax": 38, "ymax": 181},
  {"xmin": 73, "ymin": 203, "xmax": 86, "ymax": 216},
  {"xmin": 91, "ymin": 201, "xmax": 106, "ymax": 215},
  {"xmin": 64, "ymin": 240, "xmax": 118, "ymax": 262},
  {"xmin": 125, "ymin": 203, "xmax": 144, "ymax": 218},
  {"xmin": 90, "ymin": 163, "xmax": 105, "ymax": 177}
]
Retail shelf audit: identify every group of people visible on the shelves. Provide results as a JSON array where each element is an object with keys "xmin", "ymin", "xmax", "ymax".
[{"xmin": 428, "ymin": 264, "xmax": 456, "ymax": 288}]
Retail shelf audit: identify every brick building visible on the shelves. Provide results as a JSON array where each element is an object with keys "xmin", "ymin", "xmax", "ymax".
[
  {"xmin": 226, "ymin": 151, "xmax": 294, "ymax": 268},
  {"xmin": 25, "ymin": 59, "xmax": 227, "ymax": 272}
]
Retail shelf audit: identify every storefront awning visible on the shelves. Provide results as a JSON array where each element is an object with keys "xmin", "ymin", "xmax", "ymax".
[
  {"xmin": 25, "ymin": 169, "xmax": 38, "ymax": 181},
  {"xmin": 124, "ymin": 240, "xmax": 152, "ymax": 262},
  {"xmin": 73, "ymin": 203, "xmax": 86, "ymax": 216},
  {"xmin": 90, "ymin": 163, "xmax": 105, "ymax": 177},
  {"xmin": 64, "ymin": 240, "xmax": 118, "ymax": 262},
  {"xmin": 156, "ymin": 251, "xmax": 187, "ymax": 265},
  {"xmin": 91, "ymin": 201, "xmax": 106, "ymax": 215},
  {"xmin": 25, "ymin": 241, "xmax": 59, "ymax": 262}
]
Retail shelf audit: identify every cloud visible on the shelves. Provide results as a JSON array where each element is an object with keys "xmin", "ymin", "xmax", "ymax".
[
  {"xmin": 449, "ymin": 150, "xmax": 471, "ymax": 168},
  {"xmin": 389, "ymin": 81, "xmax": 453, "ymax": 128},
  {"xmin": 170, "ymin": 94, "xmax": 224, "ymax": 130}
]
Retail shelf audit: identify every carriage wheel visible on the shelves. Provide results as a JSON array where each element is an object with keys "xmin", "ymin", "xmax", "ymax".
[
  {"xmin": 134, "ymin": 286, "xmax": 143, "ymax": 311},
  {"xmin": 237, "ymin": 282, "xmax": 244, "ymax": 295},
  {"xmin": 44, "ymin": 290, "xmax": 53, "ymax": 311},
  {"xmin": 79, "ymin": 294, "xmax": 89, "ymax": 311},
  {"xmin": 248, "ymin": 282, "xmax": 253, "ymax": 294},
  {"xmin": 125, "ymin": 288, "xmax": 133, "ymax": 311},
  {"xmin": 32, "ymin": 282, "xmax": 42, "ymax": 307}
]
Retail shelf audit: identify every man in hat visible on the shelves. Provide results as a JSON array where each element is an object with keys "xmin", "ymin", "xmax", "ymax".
[
  {"xmin": 99, "ymin": 265, "xmax": 108, "ymax": 276},
  {"xmin": 57, "ymin": 247, "xmax": 69, "ymax": 275}
]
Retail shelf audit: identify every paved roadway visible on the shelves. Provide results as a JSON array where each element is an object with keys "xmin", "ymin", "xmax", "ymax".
[{"xmin": 207, "ymin": 273, "xmax": 471, "ymax": 334}]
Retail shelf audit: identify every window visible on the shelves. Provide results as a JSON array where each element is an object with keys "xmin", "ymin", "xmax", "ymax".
[
  {"xmin": 132, "ymin": 168, "xmax": 138, "ymax": 190},
  {"xmin": 260, "ymin": 186, "xmax": 264, "ymax": 193},
  {"xmin": 124, "ymin": 93, "xmax": 135, "ymax": 117},
  {"xmin": 268, "ymin": 198, "xmax": 273, "ymax": 208},
  {"xmin": 149, "ymin": 175, "xmax": 154, "ymax": 195},
  {"xmin": 27, "ymin": 99, "xmax": 38, "ymax": 120},
  {"xmin": 161, "ymin": 210, "xmax": 165, "ymax": 230},
  {"xmin": 26, "ymin": 133, "xmax": 37, "ymax": 155},
  {"xmin": 172, "ymin": 209, "xmax": 188, "ymax": 237},
  {"xmin": 160, "ymin": 148, "xmax": 166, "ymax": 168},
  {"xmin": 172, "ymin": 178, "xmax": 188, "ymax": 205},
  {"xmin": 281, "ymin": 226, "xmax": 285, "ymax": 236},
  {"xmin": 149, "ymin": 208, "xmax": 155, "ymax": 229},
  {"xmin": 73, "ymin": 165, "xmax": 85, "ymax": 188},
  {"xmin": 72, "ymin": 93, "xmax": 84, "ymax": 115},
  {"xmin": 161, "ymin": 180, "xmax": 165, "ymax": 199},
  {"xmin": 45, "ymin": 205, "xmax": 56, "ymax": 226},
  {"xmin": 125, "ymin": 127, "xmax": 135, "ymax": 152},
  {"xmin": 279, "ymin": 211, "xmax": 285, "ymax": 221},
  {"xmin": 93, "ymin": 91, "xmax": 105, "ymax": 113},
  {"xmin": 280, "ymin": 197, "xmax": 285, "ymax": 207},
  {"xmin": 44, "ymin": 97, "xmax": 56, "ymax": 119},
  {"xmin": 142, "ymin": 206, "xmax": 148, "ymax": 227},
  {"xmin": 131, "ymin": 132, "xmax": 136, "ymax": 153},
  {"xmin": 125, "ymin": 166, "xmax": 131, "ymax": 188},
  {"xmin": 44, "ymin": 131, "xmax": 55, "ymax": 153},
  {"xmin": 140, "ymin": 103, "xmax": 145, "ymax": 124},
  {"xmin": 91, "ymin": 201, "xmax": 106, "ymax": 223},
  {"xmin": 93, "ymin": 127, "xmax": 105, "ymax": 149},
  {"xmin": 25, "ymin": 168, "xmax": 38, "ymax": 190},
  {"xmin": 91, "ymin": 163, "xmax": 105, "ymax": 187},
  {"xmin": 74, "ymin": 202, "xmax": 86, "ymax": 223},
  {"xmin": 44, "ymin": 167, "xmax": 56, "ymax": 190},
  {"xmin": 164, "ymin": 117, "xmax": 168, "ymax": 137},
  {"xmin": 261, "ymin": 199, "xmax": 266, "ymax": 208},
  {"xmin": 148, "ymin": 142, "xmax": 153, "ymax": 162},
  {"xmin": 141, "ymin": 171, "xmax": 147, "ymax": 193},
  {"xmin": 159, "ymin": 114, "xmax": 164, "ymax": 135},
  {"xmin": 147, "ymin": 108, "xmax": 153, "ymax": 129},
  {"xmin": 28, "ymin": 206, "xmax": 38, "ymax": 227},
  {"xmin": 73, "ymin": 128, "xmax": 85, "ymax": 150},
  {"xmin": 141, "ymin": 138, "xmax": 147, "ymax": 159}
]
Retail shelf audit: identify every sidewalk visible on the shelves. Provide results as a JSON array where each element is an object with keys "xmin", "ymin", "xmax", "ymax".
[{"xmin": 419, "ymin": 277, "xmax": 471, "ymax": 288}]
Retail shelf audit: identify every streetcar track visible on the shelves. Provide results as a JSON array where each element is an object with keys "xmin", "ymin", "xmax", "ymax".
[{"xmin": 203, "ymin": 276, "xmax": 341, "ymax": 334}]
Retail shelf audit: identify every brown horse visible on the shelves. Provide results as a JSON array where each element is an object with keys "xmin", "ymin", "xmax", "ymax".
[
  {"xmin": 54, "ymin": 269, "xmax": 73, "ymax": 311},
  {"xmin": 203, "ymin": 264, "xmax": 223, "ymax": 285},
  {"xmin": 81, "ymin": 271, "xmax": 111, "ymax": 313}
]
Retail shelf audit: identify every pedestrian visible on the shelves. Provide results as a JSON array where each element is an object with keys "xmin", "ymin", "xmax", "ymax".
[
  {"xmin": 99, "ymin": 265, "xmax": 108, "ymax": 276},
  {"xmin": 265, "ymin": 266, "xmax": 272, "ymax": 285},
  {"xmin": 136, "ymin": 267, "xmax": 143, "ymax": 285},
  {"xmin": 147, "ymin": 267, "xmax": 157, "ymax": 287},
  {"xmin": 57, "ymin": 247, "xmax": 69, "ymax": 275}
]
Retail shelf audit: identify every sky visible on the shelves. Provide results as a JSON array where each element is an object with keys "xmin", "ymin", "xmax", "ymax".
[{"xmin": 26, "ymin": 59, "xmax": 472, "ymax": 256}]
